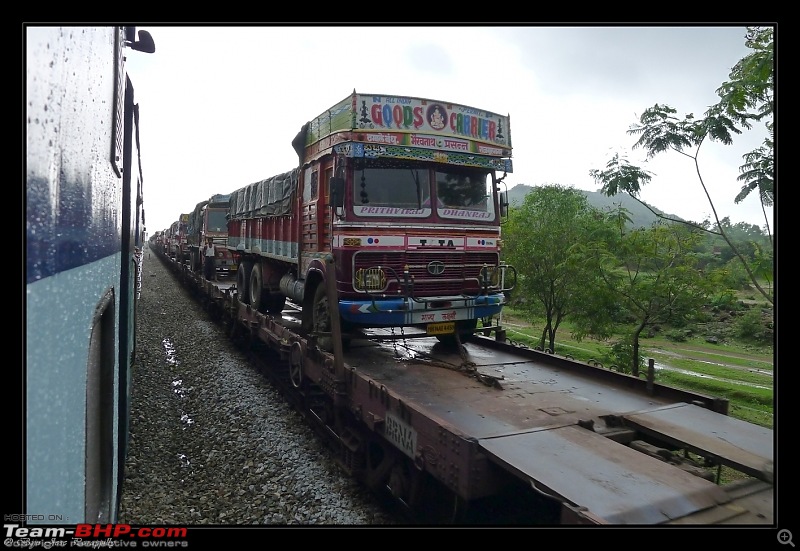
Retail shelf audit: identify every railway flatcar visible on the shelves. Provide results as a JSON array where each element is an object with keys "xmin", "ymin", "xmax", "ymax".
[
  {"xmin": 157, "ymin": 246, "xmax": 775, "ymax": 526},
  {"xmin": 25, "ymin": 26, "xmax": 155, "ymax": 524}
]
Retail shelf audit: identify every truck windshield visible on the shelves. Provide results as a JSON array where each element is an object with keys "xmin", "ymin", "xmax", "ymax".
[
  {"xmin": 206, "ymin": 209, "xmax": 227, "ymax": 233},
  {"xmin": 351, "ymin": 163, "xmax": 495, "ymax": 222},
  {"xmin": 435, "ymin": 168, "xmax": 495, "ymax": 221},
  {"xmin": 354, "ymin": 166, "xmax": 431, "ymax": 209}
]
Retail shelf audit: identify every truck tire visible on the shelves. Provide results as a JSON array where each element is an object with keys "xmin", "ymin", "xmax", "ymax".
[
  {"xmin": 311, "ymin": 283, "xmax": 333, "ymax": 352},
  {"xmin": 249, "ymin": 264, "xmax": 263, "ymax": 311},
  {"xmin": 237, "ymin": 261, "xmax": 252, "ymax": 304}
]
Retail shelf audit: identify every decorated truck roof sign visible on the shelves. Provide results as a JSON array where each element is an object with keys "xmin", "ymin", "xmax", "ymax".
[{"xmin": 305, "ymin": 91, "xmax": 513, "ymax": 172}]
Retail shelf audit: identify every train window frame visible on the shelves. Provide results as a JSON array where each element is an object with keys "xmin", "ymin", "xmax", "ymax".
[{"xmin": 111, "ymin": 26, "xmax": 125, "ymax": 178}]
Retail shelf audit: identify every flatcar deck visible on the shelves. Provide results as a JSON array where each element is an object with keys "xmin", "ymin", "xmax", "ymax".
[
  {"xmin": 338, "ymin": 331, "xmax": 774, "ymax": 524},
  {"xmin": 173, "ymin": 263, "xmax": 774, "ymax": 525}
]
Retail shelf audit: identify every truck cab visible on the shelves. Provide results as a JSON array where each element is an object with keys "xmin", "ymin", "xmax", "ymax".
[{"xmin": 188, "ymin": 194, "xmax": 237, "ymax": 279}]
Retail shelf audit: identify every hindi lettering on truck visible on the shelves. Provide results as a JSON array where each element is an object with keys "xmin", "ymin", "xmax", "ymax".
[{"xmin": 227, "ymin": 91, "xmax": 517, "ymax": 351}]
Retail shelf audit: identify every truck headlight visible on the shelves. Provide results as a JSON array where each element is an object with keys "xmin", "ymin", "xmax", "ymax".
[{"xmin": 355, "ymin": 267, "xmax": 387, "ymax": 292}]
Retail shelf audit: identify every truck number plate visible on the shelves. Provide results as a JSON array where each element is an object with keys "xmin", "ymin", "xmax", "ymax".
[{"xmin": 427, "ymin": 322, "xmax": 455, "ymax": 335}]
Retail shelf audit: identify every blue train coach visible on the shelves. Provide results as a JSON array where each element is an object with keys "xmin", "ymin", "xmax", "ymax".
[{"xmin": 25, "ymin": 26, "xmax": 155, "ymax": 524}]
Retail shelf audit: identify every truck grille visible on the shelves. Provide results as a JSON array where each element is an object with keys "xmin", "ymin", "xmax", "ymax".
[{"xmin": 352, "ymin": 251, "xmax": 500, "ymax": 296}]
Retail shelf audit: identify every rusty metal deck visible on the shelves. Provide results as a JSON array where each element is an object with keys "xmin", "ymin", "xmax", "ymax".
[
  {"xmin": 479, "ymin": 424, "xmax": 728, "ymax": 524},
  {"xmin": 343, "ymin": 332, "xmax": 774, "ymax": 524}
]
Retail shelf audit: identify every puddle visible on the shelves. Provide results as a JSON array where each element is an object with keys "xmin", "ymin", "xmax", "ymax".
[
  {"xmin": 161, "ymin": 338, "xmax": 196, "ymax": 430},
  {"xmin": 653, "ymin": 362, "xmax": 772, "ymax": 390},
  {"xmin": 172, "ymin": 378, "xmax": 187, "ymax": 397},
  {"xmin": 162, "ymin": 337, "xmax": 179, "ymax": 366}
]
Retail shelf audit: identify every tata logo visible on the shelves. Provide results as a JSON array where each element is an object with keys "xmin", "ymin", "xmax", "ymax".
[{"xmin": 427, "ymin": 261, "xmax": 446, "ymax": 275}]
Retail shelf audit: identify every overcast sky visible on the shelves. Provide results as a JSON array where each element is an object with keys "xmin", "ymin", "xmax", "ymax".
[{"xmin": 124, "ymin": 25, "xmax": 773, "ymax": 234}]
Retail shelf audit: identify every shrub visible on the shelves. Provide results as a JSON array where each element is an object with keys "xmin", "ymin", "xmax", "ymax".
[
  {"xmin": 602, "ymin": 340, "xmax": 645, "ymax": 375},
  {"xmin": 665, "ymin": 329, "xmax": 688, "ymax": 342},
  {"xmin": 710, "ymin": 290, "xmax": 739, "ymax": 311},
  {"xmin": 735, "ymin": 309, "xmax": 771, "ymax": 344}
]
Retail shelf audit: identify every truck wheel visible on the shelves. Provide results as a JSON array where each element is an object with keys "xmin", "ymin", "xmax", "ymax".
[
  {"xmin": 237, "ymin": 261, "xmax": 252, "ymax": 303},
  {"xmin": 249, "ymin": 264, "xmax": 263, "ymax": 310},
  {"xmin": 312, "ymin": 283, "xmax": 333, "ymax": 352}
]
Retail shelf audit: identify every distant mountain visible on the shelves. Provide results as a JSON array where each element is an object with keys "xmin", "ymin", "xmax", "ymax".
[{"xmin": 504, "ymin": 184, "xmax": 681, "ymax": 229}]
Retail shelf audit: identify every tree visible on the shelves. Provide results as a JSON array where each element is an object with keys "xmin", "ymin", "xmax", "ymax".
[
  {"xmin": 590, "ymin": 26, "xmax": 774, "ymax": 305},
  {"xmin": 503, "ymin": 185, "xmax": 610, "ymax": 352},
  {"xmin": 716, "ymin": 27, "xmax": 774, "ymax": 231},
  {"xmin": 583, "ymin": 221, "xmax": 711, "ymax": 376}
]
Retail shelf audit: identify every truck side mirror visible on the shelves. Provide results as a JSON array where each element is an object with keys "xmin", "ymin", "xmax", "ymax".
[
  {"xmin": 500, "ymin": 192, "xmax": 509, "ymax": 218},
  {"xmin": 330, "ymin": 176, "xmax": 345, "ymax": 217}
]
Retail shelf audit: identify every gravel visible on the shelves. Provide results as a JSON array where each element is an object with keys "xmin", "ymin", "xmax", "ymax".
[{"xmin": 118, "ymin": 245, "xmax": 397, "ymax": 525}]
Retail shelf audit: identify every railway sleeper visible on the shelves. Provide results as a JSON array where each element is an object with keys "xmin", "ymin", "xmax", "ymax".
[
  {"xmin": 577, "ymin": 416, "xmax": 638, "ymax": 443},
  {"xmin": 629, "ymin": 440, "xmax": 716, "ymax": 481},
  {"xmin": 580, "ymin": 415, "xmax": 716, "ymax": 482}
]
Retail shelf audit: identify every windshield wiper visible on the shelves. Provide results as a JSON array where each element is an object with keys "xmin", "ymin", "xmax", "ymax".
[{"xmin": 410, "ymin": 169, "xmax": 421, "ymax": 209}]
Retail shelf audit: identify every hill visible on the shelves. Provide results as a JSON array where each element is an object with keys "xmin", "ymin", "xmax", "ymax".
[{"xmin": 505, "ymin": 184, "xmax": 681, "ymax": 228}]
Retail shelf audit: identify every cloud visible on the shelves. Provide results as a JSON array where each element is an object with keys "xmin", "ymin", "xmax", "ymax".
[{"xmin": 126, "ymin": 25, "xmax": 773, "ymax": 233}]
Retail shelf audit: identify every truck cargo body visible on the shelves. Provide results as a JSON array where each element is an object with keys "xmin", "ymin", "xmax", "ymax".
[{"xmin": 228, "ymin": 92, "xmax": 516, "ymax": 350}]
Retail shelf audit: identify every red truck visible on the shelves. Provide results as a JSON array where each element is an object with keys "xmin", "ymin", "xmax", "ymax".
[
  {"xmin": 227, "ymin": 91, "xmax": 516, "ymax": 350},
  {"xmin": 167, "ymin": 214, "xmax": 190, "ymax": 263},
  {"xmin": 187, "ymin": 193, "xmax": 237, "ymax": 279},
  {"xmin": 165, "ymin": 220, "xmax": 178, "ymax": 258}
]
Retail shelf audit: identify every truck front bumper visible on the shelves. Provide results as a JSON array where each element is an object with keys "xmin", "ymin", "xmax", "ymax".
[{"xmin": 338, "ymin": 293, "xmax": 504, "ymax": 327}]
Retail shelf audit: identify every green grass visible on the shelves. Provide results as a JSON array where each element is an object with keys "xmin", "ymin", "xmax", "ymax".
[{"xmin": 645, "ymin": 352, "xmax": 772, "ymax": 387}]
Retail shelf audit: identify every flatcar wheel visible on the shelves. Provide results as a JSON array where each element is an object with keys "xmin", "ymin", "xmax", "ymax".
[
  {"xmin": 221, "ymin": 306, "xmax": 233, "ymax": 333},
  {"xmin": 387, "ymin": 457, "xmax": 424, "ymax": 509},
  {"xmin": 208, "ymin": 300, "xmax": 222, "ymax": 322},
  {"xmin": 363, "ymin": 437, "xmax": 396, "ymax": 492},
  {"xmin": 289, "ymin": 341, "xmax": 303, "ymax": 388},
  {"xmin": 229, "ymin": 320, "xmax": 240, "ymax": 340}
]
